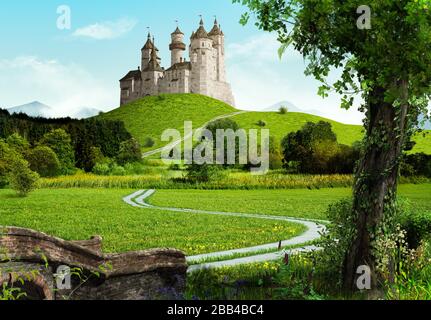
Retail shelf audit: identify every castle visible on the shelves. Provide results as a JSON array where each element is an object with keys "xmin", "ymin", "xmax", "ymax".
[{"xmin": 119, "ymin": 18, "xmax": 235, "ymax": 106}]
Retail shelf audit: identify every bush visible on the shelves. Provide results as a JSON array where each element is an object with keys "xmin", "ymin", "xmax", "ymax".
[
  {"xmin": 279, "ymin": 107, "xmax": 288, "ymax": 114},
  {"xmin": 92, "ymin": 163, "xmax": 111, "ymax": 176},
  {"xmin": 117, "ymin": 138, "xmax": 142, "ymax": 165},
  {"xmin": 186, "ymin": 163, "xmax": 225, "ymax": 183},
  {"xmin": 401, "ymin": 153, "xmax": 431, "ymax": 177},
  {"xmin": 6, "ymin": 133, "xmax": 29, "ymax": 155},
  {"xmin": 8, "ymin": 157, "xmax": 39, "ymax": 197},
  {"xmin": 111, "ymin": 164, "xmax": 126, "ymax": 176},
  {"xmin": 143, "ymin": 137, "xmax": 155, "ymax": 148},
  {"xmin": 39, "ymin": 129, "xmax": 75, "ymax": 175},
  {"xmin": 397, "ymin": 209, "xmax": 431, "ymax": 249},
  {"xmin": 256, "ymin": 120, "xmax": 267, "ymax": 127},
  {"xmin": 26, "ymin": 146, "xmax": 60, "ymax": 177}
]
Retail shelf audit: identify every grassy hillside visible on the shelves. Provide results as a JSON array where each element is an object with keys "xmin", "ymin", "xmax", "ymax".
[
  {"xmin": 231, "ymin": 111, "xmax": 364, "ymax": 146},
  {"xmin": 99, "ymin": 94, "xmax": 236, "ymax": 151},
  {"xmin": 231, "ymin": 111, "xmax": 431, "ymax": 154},
  {"xmin": 100, "ymin": 94, "xmax": 431, "ymax": 155}
]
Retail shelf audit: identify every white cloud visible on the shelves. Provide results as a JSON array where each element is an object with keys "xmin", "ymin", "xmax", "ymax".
[
  {"xmin": 73, "ymin": 18, "xmax": 137, "ymax": 40},
  {"xmin": 0, "ymin": 56, "xmax": 117, "ymax": 116},
  {"xmin": 226, "ymin": 34, "xmax": 364, "ymax": 125}
]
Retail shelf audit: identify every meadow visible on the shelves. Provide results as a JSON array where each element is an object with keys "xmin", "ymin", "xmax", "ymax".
[{"xmin": 0, "ymin": 188, "xmax": 304, "ymax": 255}]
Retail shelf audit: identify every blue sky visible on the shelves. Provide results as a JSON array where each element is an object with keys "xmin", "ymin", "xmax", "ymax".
[{"xmin": 0, "ymin": 0, "xmax": 364, "ymax": 124}]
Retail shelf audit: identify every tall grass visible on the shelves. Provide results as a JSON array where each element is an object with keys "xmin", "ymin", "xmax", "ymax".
[{"xmin": 39, "ymin": 172, "xmax": 430, "ymax": 190}]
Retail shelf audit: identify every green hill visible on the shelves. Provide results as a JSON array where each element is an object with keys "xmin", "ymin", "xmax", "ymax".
[
  {"xmin": 231, "ymin": 111, "xmax": 430, "ymax": 154},
  {"xmin": 99, "ymin": 94, "xmax": 237, "ymax": 152},
  {"xmin": 231, "ymin": 111, "xmax": 364, "ymax": 146},
  {"xmin": 99, "ymin": 94, "xmax": 431, "ymax": 155}
]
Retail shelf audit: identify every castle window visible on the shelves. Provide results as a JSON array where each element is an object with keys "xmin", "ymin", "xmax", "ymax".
[
  {"xmin": 202, "ymin": 42, "xmax": 204, "ymax": 47},
  {"xmin": 131, "ymin": 79, "xmax": 135, "ymax": 93}
]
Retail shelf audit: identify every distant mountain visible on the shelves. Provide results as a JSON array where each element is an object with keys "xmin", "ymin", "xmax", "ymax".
[
  {"xmin": 6, "ymin": 101, "xmax": 101, "ymax": 119},
  {"xmin": 73, "ymin": 107, "xmax": 101, "ymax": 119},
  {"xmin": 264, "ymin": 101, "xmax": 329, "ymax": 118},
  {"xmin": 7, "ymin": 101, "xmax": 52, "ymax": 117}
]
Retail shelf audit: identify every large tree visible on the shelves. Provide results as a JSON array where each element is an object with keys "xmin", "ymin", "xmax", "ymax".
[{"xmin": 234, "ymin": 0, "xmax": 431, "ymax": 291}]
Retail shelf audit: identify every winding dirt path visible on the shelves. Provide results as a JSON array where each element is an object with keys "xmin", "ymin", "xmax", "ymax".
[
  {"xmin": 141, "ymin": 111, "xmax": 248, "ymax": 158},
  {"xmin": 123, "ymin": 190, "xmax": 326, "ymax": 272}
]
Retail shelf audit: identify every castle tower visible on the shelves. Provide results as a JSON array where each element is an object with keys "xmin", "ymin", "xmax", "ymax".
[
  {"xmin": 190, "ymin": 18, "xmax": 214, "ymax": 95},
  {"xmin": 141, "ymin": 32, "xmax": 153, "ymax": 71},
  {"xmin": 208, "ymin": 18, "xmax": 226, "ymax": 82},
  {"xmin": 142, "ymin": 38, "xmax": 164, "ymax": 96},
  {"xmin": 169, "ymin": 26, "xmax": 186, "ymax": 66}
]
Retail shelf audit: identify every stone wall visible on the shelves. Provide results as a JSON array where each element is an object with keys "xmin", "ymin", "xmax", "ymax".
[{"xmin": 0, "ymin": 226, "xmax": 187, "ymax": 300}]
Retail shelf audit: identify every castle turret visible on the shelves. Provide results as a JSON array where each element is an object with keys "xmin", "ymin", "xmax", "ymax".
[
  {"xmin": 169, "ymin": 26, "xmax": 186, "ymax": 66},
  {"xmin": 208, "ymin": 18, "xmax": 226, "ymax": 82},
  {"xmin": 142, "ymin": 38, "xmax": 164, "ymax": 96},
  {"xmin": 190, "ymin": 18, "xmax": 214, "ymax": 95},
  {"xmin": 141, "ymin": 32, "xmax": 153, "ymax": 71}
]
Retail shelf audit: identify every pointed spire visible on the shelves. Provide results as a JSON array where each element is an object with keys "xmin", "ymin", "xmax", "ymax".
[
  {"xmin": 199, "ymin": 15, "xmax": 204, "ymax": 26},
  {"xmin": 214, "ymin": 16, "xmax": 218, "ymax": 26},
  {"xmin": 208, "ymin": 17, "xmax": 222, "ymax": 37}
]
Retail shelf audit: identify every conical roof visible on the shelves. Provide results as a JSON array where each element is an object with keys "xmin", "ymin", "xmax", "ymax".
[
  {"xmin": 192, "ymin": 18, "xmax": 210, "ymax": 39},
  {"xmin": 172, "ymin": 26, "xmax": 184, "ymax": 35},
  {"xmin": 208, "ymin": 19, "xmax": 222, "ymax": 36}
]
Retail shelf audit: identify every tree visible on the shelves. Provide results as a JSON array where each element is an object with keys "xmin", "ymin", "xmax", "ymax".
[
  {"xmin": 6, "ymin": 133, "xmax": 29, "ymax": 156},
  {"xmin": 8, "ymin": 157, "xmax": 39, "ymax": 197},
  {"xmin": 116, "ymin": 138, "xmax": 142, "ymax": 165},
  {"xmin": 26, "ymin": 146, "xmax": 60, "ymax": 177},
  {"xmin": 0, "ymin": 139, "xmax": 15, "ymax": 188},
  {"xmin": 39, "ymin": 129, "xmax": 75, "ymax": 175},
  {"xmin": 234, "ymin": 0, "xmax": 431, "ymax": 291},
  {"xmin": 281, "ymin": 121, "xmax": 339, "ymax": 173}
]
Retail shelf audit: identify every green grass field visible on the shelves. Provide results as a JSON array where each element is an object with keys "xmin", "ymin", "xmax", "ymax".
[
  {"xmin": 0, "ymin": 188, "xmax": 304, "ymax": 255},
  {"xmin": 1, "ymin": 185, "xmax": 429, "ymax": 256},
  {"xmin": 99, "ymin": 94, "xmax": 236, "ymax": 151},
  {"xmin": 149, "ymin": 184, "xmax": 431, "ymax": 220}
]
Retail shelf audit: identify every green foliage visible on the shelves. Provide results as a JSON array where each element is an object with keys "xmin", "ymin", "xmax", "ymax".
[
  {"xmin": 315, "ymin": 199, "xmax": 357, "ymax": 288},
  {"xmin": 0, "ymin": 111, "xmax": 132, "ymax": 172},
  {"xmin": 0, "ymin": 139, "xmax": 15, "ymax": 188},
  {"xmin": 8, "ymin": 157, "xmax": 39, "ymax": 197},
  {"xmin": 39, "ymin": 129, "xmax": 75, "ymax": 175},
  {"xmin": 6, "ymin": 133, "xmax": 29, "ymax": 155},
  {"xmin": 401, "ymin": 153, "xmax": 431, "ymax": 177},
  {"xmin": 256, "ymin": 120, "xmax": 267, "ymax": 127},
  {"xmin": 143, "ymin": 137, "xmax": 155, "ymax": 148},
  {"xmin": 279, "ymin": 107, "xmax": 288, "ymax": 115},
  {"xmin": 397, "ymin": 205, "xmax": 431, "ymax": 249},
  {"xmin": 26, "ymin": 146, "xmax": 60, "ymax": 177},
  {"xmin": 281, "ymin": 121, "xmax": 359, "ymax": 174},
  {"xmin": 186, "ymin": 163, "xmax": 226, "ymax": 183},
  {"xmin": 116, "ymin": 138, "xmax": 142, "ymax": 165}
]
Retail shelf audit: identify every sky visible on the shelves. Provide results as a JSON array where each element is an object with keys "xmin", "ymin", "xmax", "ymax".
[{"xmin": 0, "ymin": 0, "xmax": 365, "ymax": 124}]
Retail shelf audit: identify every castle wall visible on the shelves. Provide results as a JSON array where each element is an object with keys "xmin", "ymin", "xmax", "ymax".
[{"xmin": 120, "ymin": 22, "xmax": 235, "ymax": 107}]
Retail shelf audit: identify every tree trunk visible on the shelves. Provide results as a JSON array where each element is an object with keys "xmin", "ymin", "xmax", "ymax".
[{"xmin": 343, "ymin": 83, "xmax": 409, "ymax": 292}]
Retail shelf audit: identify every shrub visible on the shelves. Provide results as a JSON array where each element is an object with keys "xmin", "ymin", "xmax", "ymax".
[
  {"xmin": 117, "ymin": 138, "xmax": 142, "ymax": 165},
  {"xmin": 26, "ymin": 146, "xmax": 60, "ymax": 177},
  {"xmin": 6, "ymin": 133, "xmax": 30, "ymax": 155},
  {"xmin": 279, "ymin": 106, "xmax": 288, "ymax": 114},
  {"xmin": 92, "ymin": 163, "xmax": 111, "ymax": 176},
  {"xmin": 39, "ymin": 129, "xmax": 75, "ymax": 175},
  {"xmin": 143, "ymin": 137, "xmax": 155, "ymax": 148},
  {"xmin": 256, "ymin": 120, "xmax": 267, "ymax": 127},
  {"xmin": 397, "ymin": 209, "xmax": 431, "ymax": 249},
  {"xmin": 111, "ymin": 164, "xmax": 126, "ymax": 176},
  {"xmin": 401, "ymin": 153, "xmax": 431, "ymax": 177},
  {"xmin": 186, "ymin": 163, "xmax": 225, "ymax": 183},
  {"xmin": 8, "ymin": 157, "xmax": 39, "ymax": 197}
]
